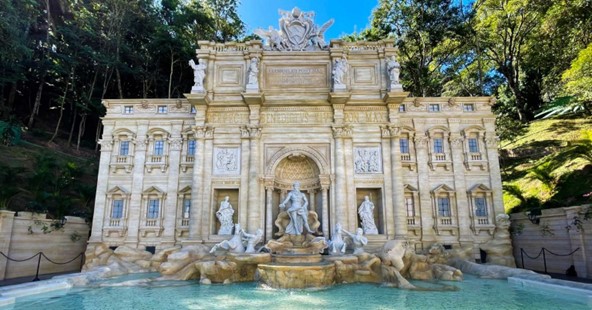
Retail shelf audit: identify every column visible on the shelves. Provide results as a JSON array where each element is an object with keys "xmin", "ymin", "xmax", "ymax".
[
  {"xmin": 380, "ymin": 126, "xmax": 394, "ymax": 238},
  {"xmin": 321, "ymin": 185, "xmax": 330, "ymax": 237},
  {"xmin": 188, "ymin": 127, "xmax": 210, "ymax": 241},
  {"xmin": 239, "ymin": 127, "xmax": 250, "ymax": 228},
  {"xmin": 484, "ymin": 134, "xmax": 504, "ymax": 216},
  {"xmin": 414, "ymin": 133, "xmax": 435, "ymax": 244},
  {"xmin": 390, "ymin": 126, "xmax": 407, "ymax": 239},
  {"xmin": 265, "ymin": 184, "xmax": 274, "ymax": 241},
  {"xmin": 247, "ymin": 126, "xmax": 262, "ymax": 231},
  {"xmin": 449, "ymin": 131, "xmax": 472, "ymax": 243},
  {"xmin": 332, "ymin": 126, "xmax": 346, "ymax": 227},
  {"xmin": 89, "ymin": 121, "xmax": 115, "ymax": 243},
  {"xmin": 199, "ymin": 136, "xmax": 214, "ymax": 239},
  {"xmin": 343, "ymin": 133, "xmax": 355, "ymax": 231},
  {"xmin": 161, "ymin": 121, "xmax": 183, "ymax": 247},
  {"xmin": 125, "ymin": 123, "xmax": 149, "ymax": 247}
]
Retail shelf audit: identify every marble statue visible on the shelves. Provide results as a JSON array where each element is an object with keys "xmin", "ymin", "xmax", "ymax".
[
  {"xmin": 215, "ymin": 196, "xmax": 234, "ymax": 235},
  {"xmin": 247, "ymin": 57, "xmax": 260, "ymax": 88},
  {"xmin": 332, "ymin": 57, "xmax": 348, "ymax": 89},
  {"xmin": 189, "ymin": 59, "xmax": 206, "ymax": 93},
  {"xmin": 210, "ymin": 223, "xmax": 245, "ymax": 253},
  {"xmin": 279, "ymin": 181, "xmax": 315, "ymax": 235},
  {"xmin": 387, "ymin": 55, "xmax": 402, "ymax": 91},
  {"xmin": 358, "ymin": 196, "xmax": 378, "ymax": 234},
  {"xmin": 255, "ymin": 8, "xmax": 334, "ymax": 51},
  {"xmin": 241, "ymin": 228, "xmax": 263, "ymax": 253},
  {"xmin": 343, "ymin": 228, "xmax": 368, "ymax": 254},
  {"xmin": 328, "ymin": 223, "xmax": 347, "ymax": 255}
]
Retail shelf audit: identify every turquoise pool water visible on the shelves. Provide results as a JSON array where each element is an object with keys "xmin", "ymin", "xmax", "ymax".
[{"xmin": 4, "ymin": 274, "xmax": 590, "ymax": 310}]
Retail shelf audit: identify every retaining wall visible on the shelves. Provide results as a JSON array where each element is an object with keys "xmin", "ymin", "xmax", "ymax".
[
  {"xmin": 511, "ymin": 205, "xmax": 592, "ymax": 278},
  {"xmin": 0, "ymin": 211, "xmax": 90, "ymax": 280}
]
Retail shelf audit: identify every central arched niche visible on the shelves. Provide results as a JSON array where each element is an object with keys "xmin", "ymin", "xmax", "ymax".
[{"xmin": 270, "ymin": 153, "xmax": 323, "ymax": 237}]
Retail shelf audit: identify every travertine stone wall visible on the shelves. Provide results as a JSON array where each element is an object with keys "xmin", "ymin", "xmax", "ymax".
[
  {"xmin": 0, "ymin": 211, "xmax": 89, "ymax": 280},
  {"xmin": 511, "ymin": 205, "xmax": 592, "ymax": 278},
  {"xmin": 89, "ymin": 39, "xmax": 506, "ymax": 261}
]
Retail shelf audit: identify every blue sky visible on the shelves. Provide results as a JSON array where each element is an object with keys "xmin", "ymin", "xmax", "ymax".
[{"xmin": 238, "ymin": 0, "xmax": 380, "ymax": 40}]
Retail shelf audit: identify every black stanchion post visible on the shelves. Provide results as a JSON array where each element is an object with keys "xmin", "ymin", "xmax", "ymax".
[
  {"xmin": 33, "ymin": 252, "xmax": 41, "ymax": 281},
  {"xmin": 542, "ymin": 248, "xmax": 547, "ymax": 274}
]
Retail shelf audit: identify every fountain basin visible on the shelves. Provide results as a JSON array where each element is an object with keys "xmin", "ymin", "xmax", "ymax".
[{"xmin": 257, "ymin": 261, "xmax": 336, "ymax": 289}]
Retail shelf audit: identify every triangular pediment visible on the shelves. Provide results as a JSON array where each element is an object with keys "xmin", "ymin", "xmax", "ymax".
[
  {"xmin": 432, "ymin": 184, "xmax": 454, "ymax": 193},
  {"xmin": 143, "ymin": 186, "xmax": 165, "ymax": 195},
  {"xmin": 467, "ymin": 184, "xmax": 491, "ymax": 192},
  {"xmin": 178, "ymin": 186, "xmax": 192, "ymax": 194},
  {"xmin": 403, "ymin": 184, "xmax": 418, "ymax": 192}
]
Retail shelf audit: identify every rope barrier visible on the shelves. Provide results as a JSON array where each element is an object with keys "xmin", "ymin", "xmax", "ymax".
[
  {"xmin": 0, "ymin": 251, "xmax": 84, "ymax": 282},
  {"xmin": 520, "ymin": 247, "xmax": 581, "ymax": 274}
]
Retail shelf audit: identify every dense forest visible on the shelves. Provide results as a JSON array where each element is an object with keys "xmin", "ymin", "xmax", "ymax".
[{"xmin": 0, "ymin": 0, "xmax": 591, "ymax": 219}]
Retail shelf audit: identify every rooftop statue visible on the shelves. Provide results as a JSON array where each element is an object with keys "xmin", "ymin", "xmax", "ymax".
[{"xmin": 255, "ymin": 7, "xmax": 334, "ymax": 51}]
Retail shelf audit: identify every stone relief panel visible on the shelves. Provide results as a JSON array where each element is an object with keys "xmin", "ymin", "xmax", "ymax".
[
  {"xmin": 213, "ymin": 147, "xmax": 240, "ymax": 175},
  {"xmin": 354, "ymin": 146, "xmax": 382, "ymax": 174}
]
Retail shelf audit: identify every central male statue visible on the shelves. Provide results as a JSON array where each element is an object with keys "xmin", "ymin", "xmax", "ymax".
[{"xmin": 279, "ymin": 181, "xmax": 315, "ymax": 235}]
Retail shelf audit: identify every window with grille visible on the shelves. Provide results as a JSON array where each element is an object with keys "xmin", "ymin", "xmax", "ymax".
[
  {"xmin": 147, "ymin": 199, "xmax": 159, "ymax": 219},
  {"xmin": 399, "ymin": 104, "xmax": 406, "ymax": 112},
  {"xmin": 187, "ymin": 140, "xmax": 196, "ymax": 156},
  {"xmin": 111, "ymin": 199, "xmax": 123, "ymax": 218},
  {"xmin": 475, "ymin": 197, "xmax": 488, "ymax": 217},
  {"xmin": 400, "ymin": 138, "xmax": 410, "ymax": 154},
  {"xmin": 157, "ymin": 105, "xmax": 168, "ymax": 113},
  {"xmin": 154, "ymin": 140, "xmax": 164, "ymax": 155},
  {"xmin": 433, "ymin": 138, "xmax": 444, "ymax": 153},
  {"xmin": 463, "ymin": 104, "xmax": 475, "ymax": 112},
  {"xmin": 119, "ymin": 141, "xmax": 130, "ymax": 156},
  {"xmin": 429, "ymin": 104, "xmax": 440, "ymax": 112},
  {"xmin": 405, "ymin": 196, "xmax": 415, "ymax": 217},
  {"xmin": 468, "ymin": 138, "xmax": 479, "ymax": 153},
  {"xmin": 183, "ymin": 198, "xmax": 191, "ymax": 218},
  {"xmin": 123, "ymin": 106, "xmax": 133, "ymax": 114},
  {"xmin": 438, "ymin": 197, "xmax": 451, "ymax": 217}
]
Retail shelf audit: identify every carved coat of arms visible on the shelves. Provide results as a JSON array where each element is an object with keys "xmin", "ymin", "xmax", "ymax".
[{"xmin": 255, "ymin": 7, "xmax": 334, "ymax": 51}]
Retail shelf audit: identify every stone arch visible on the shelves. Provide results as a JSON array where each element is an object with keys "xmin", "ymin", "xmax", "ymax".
[{"xmin": 265, "ymin": 146, "xmax": 330, "ymax": 177}]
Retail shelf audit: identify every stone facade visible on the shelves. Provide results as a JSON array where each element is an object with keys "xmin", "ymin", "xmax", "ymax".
[{"xmin": 89, "ymin": 19, "xmax": 506, "ymax": 262}]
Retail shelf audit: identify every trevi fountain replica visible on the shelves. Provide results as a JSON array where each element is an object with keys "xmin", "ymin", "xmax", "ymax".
[{"xmin": 82, "ymin": 8, "xmax": 524, "ymax": 290}]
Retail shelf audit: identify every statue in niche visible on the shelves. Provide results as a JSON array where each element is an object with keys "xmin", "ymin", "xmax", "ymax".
[
  {"xmin": 241, "ymin": 228, "xmax": 263, "ymax": 253},
  {"xmin": 332, "ymin": 57, "xmax": 348, "ymax": 87},
  {"xmin": 328, "ymin": 223, "xmax": 347, "ymax": 255},
  {"xmin": 387, "ymin": 55, "xmax": 401, "ymax": 85},
  {"xmin": 343, "ymin": 227, "xmax": 368, "ymax": 254},
  {"xmin": 247, "ymin": 57, "xmax": 259, "ymax": 86},
  {"xmin": 188, "ymin": 59, "xmax": 206, "ymax": 91},
  {"xmin": 210, "ymin": 223, "xmax": 245, "ymax": 253},
  {"xmin": 279, "ymin": 181, "xmax": 315, "ymax": 235},
  {"xmin": 358, "ymin": 196, "xmax": 378, "ymax": 234},
  {"xmin": 216, "ymin": 196, "xmax": 234, "ymax": 235}
]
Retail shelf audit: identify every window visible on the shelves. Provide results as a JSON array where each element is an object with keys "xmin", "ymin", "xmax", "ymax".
[
  {"xmin": 405, "ymin": 196, "xmax": 415, "ymax": 217},
  {"xmin": 187, "ymin": 139, "xmax": 196, "ymax": 156},
  {"xmin": 433, "ymin": 138, "xmax": 444, "ymax": 153},
  {"xmin": 428, "ymin": 104, "xmax": 440, "ymax": 112},
  {"xmin": 111, "ymin": 199, "xmax": 124, "ymax": 218},
  {"xmin": 463, "ymin": 104, "xmax": 475, "ymax": 112},
  {"xmin": 119, "ymin": 141, "xmax": 130, "ymax": 156},
  {"xmin": 157, "ymin": 105, "xmax": 168, "ymax": 113},
  {"xmin": 191, "ymin": 106, "xmax": 197, "ymax": 114},
  {"xmin": 183, "ymin": 198, "xmax": 191, "ymax": 219},
  {"xmin": 147, "ymin": 199, "xmax": 159, "ymax": 219},
  {"xmin": 438, "ymin": 197, "xmax": 451, "ymax": 217},
  {"xmin": 154, "ymin": 140, "xmax": 164, "ymax": 155},
  {"xmin": 399, "ymin": 104, "xmax": 406, "ymax": 112},
  {"xmin": 468, "ymin": 138, "xmax": 479, "ymax": 153},
  {"xmin": 475, "ymin": 197, "xmax": 488, "ymax": 217},
  {"xmin": 123, "ymin": 106, "xmax": 133, "ymax": 114},
  {"xmin": 400, "ymin": 138, "xmax": 409, "ymax": 154}
]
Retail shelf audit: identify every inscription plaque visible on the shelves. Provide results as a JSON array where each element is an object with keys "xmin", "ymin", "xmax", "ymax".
[{"xmin": 265, "ymin": 65, "xmax": 328, "ymax": 89}]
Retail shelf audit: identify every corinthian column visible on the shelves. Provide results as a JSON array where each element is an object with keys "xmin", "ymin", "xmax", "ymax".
[{"xmin": 247, "ymin": 126, "xmax": 262, "ymax": 231}]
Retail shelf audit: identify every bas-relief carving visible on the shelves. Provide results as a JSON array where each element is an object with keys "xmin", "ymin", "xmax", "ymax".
[
  {"xmin": 354, "ymin": 147, "xmax": 382, "ymax": 174},
  {"xmin": 213, "ymin": 147, "xmax": 240, "ymax": 175},
  {"xmin": 255, "ymin": 7, "xmax": 334, "ymax": 51}
]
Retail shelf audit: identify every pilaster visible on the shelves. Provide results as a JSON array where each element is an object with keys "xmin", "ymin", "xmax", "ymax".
[
  {"xmin": 90, "ymin": 121, "xmax": 115, "ymax": 243},
  {"xmin": 161, "ymin": 121, "xmax": 184, "ymax": 247},
  {"xmin": 125, "ymin": 123, "xmax": 149, "ymax": 247}
]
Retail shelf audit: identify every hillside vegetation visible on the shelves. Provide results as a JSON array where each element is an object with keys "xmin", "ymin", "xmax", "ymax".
[{"xmin": 500, "ymin": 119, "xmax": 592, "ymax": 213}]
